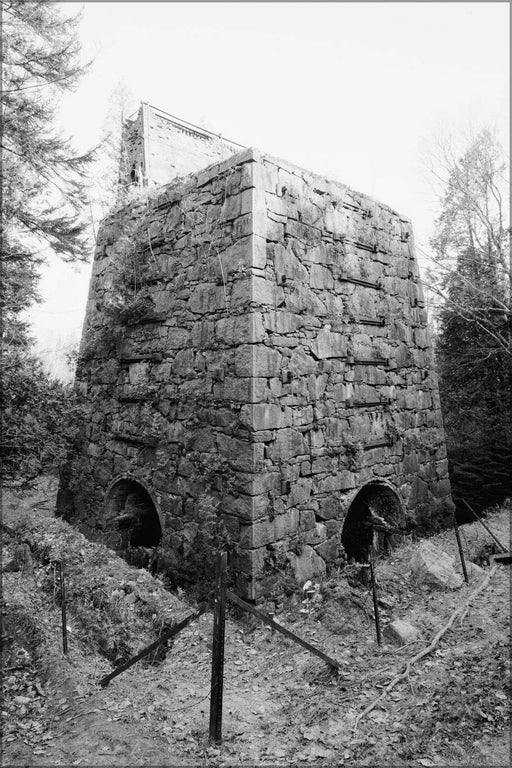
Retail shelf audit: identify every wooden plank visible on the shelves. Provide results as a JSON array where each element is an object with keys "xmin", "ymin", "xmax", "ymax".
[
  {"xmin": 226, "ymin": 590, "xmax": 340, "ymax": 671},
  {"xmin": 209, "ymin": 552, "xmax": 227, "ymax": 744},
  {"xmin": 99, "ymin": 605, "xmax": 207, "ymax": 687}
]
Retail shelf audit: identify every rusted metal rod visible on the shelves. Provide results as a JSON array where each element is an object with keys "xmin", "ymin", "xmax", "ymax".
[
  {"xmin": 99, "ymin": 605, "xmax": 206, "ymax": 687},
  {"xmin": 461, "ymin": 498, "xmax": 507, "ymax": 553},
  {"xmin": 368, "ymin": 547, "xmax": 382, "ymax": 646},
  {"xmin": 227, "ymin": 591, "xmax": 340, "ymax": 671},
  {"xmin": 453, "ymin": 518, "xmax": 469, "ymax": 584},
  {"xmin": 209, "ymin": 551, "xmax": 227, "ymax": 745},
  {"xmin": 59, "ymin": 561, "xmax": 68, "ymax": 654}
]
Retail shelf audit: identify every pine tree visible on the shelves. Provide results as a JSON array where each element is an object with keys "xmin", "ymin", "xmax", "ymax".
[
  {"xmin": 429, "ymin": 130, "xmax": 511, "ymax": 516},
  {"xmin": 1, "ymin": 1, "xmax": 93, "ymax": 482}
]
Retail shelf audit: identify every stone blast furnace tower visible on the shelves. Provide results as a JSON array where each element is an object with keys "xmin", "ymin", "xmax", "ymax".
[{"xmin": 58, "ymin": 103, "xmax": 454, "ymax": 600}]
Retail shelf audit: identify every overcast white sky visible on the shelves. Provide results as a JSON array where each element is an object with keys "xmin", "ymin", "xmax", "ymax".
[{"xmin": 31, "ymin": 2, "xmax": 510, "ymax": 366}]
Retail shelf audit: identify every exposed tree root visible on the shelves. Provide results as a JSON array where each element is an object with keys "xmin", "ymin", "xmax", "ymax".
[{"xmin": 352, "ymin": 564, "xmax": 499, "ymax": 732}]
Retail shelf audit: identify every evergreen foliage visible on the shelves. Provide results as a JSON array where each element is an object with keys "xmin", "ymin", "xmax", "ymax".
[
  {"xmin": 429, "ymin": 130, "xmax": 511, "ymax": 517},
  {"xmin": 1, "ymin": 1, "xmax": 93, "ymax": 482},
  {"xmin": 1, "ymin": 351, "xmax": 83, "ymax": 483}
]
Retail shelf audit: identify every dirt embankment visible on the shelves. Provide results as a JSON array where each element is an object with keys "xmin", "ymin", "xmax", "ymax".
[{"xmin": 1, "ymin": 479, "xmax": 510, "ymax": 766}]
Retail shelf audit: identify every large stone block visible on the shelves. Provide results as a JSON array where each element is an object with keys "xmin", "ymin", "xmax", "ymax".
[
  {"xmin": 220, "ymin": 377, "xmax": 267, "ymax": 403},
  {"xmin": 384, "ymin": 619, "xmax": 422, "ymax": 647},
  {"xmin": 215, "ymin": 313, "xmax": 266, "ymax": 346},
  {"xmin": 223, "ymin": 492, "xmax": 270, "ymax": 523},
  {"xmin": 240, "ymin": 403, "xmax": 293, "ymax": 431},
  {"xmin": 274, "ymin": 243, "xmax": 308, "ymax": 283},
  {"xmin": 288, "ymin": 347, "xmax": 317, "ymax": 376},
  {"xmin": 268, "ymin": 428, "xmax": 309, "ymax": 461},
  {"xmin": 216, "ymin": 434, "xmax": 263, "ymax": 472},
  {"xmin": 188, "ymin": 284, "xmax": 226, "ymax": 314},
  {"xmin": 239, "ymin": 518, "xmax": 275, "ymax": 548},
  {"xmin": 287, "ymin": 545, "xmax": 326, "ymax": 584},
  {"xmin": 410, "ymin": 542, "xmax": 463, "ymax": 590},
  {"xmin": 252, "ymin": 276, "xmax": 284, "ymax": 306},
  {"xmin": 265, "ymin": 310, "xmax": 303, "ymax": 334},
  {"xmin": 285, "ymin": 284, "xmax": 327, "ymax": 316},
  {"xmin": 304, "ymin": 522, "xmax": 327, "ymax": 546},
  {"xmin": 274, "ymin": 509, "xmax": 300, "ymax": 539},
  {"xmin": 311, "ymin": 328, "xmax": 347, "ymax": 359},
  {"xmin": 309, "ymin": 264, "xmax": 334, "ymax": 290},
  {"xmin": 315, "ymin": 537, "xmax": 340, "ymax": 563},
  {"xmin": 235, "ymin": 345, "xmax": 282, "ymax": 377}
]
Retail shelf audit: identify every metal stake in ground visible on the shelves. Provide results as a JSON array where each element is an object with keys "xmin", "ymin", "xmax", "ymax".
[
  {"xmin": 368, "ymin": 546, "xmax": 382, "ymax": 646},
  {"xmin": 209, "ymin": 551, "xmax": 227, "ymax": 745},
  {"xmin": 59, "ymin": 561, "xmax": 68, "ymax": 654},
  {"xmin": 453, "ymin": 517, "xmax": 469, "ymax": 584}
]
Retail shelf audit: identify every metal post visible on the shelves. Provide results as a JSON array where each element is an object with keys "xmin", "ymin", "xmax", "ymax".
[
  {"xmin": 209, "ymin": 551, "xmax": 227, "ymax": 744},
  {"xmin": 368, "ymin": 546, "xmax": 382, "ymax": 646},
  {"xmin": 453, "ymin": 517, "xmax": 469, "ymax": 584},
  {"xmin": 59, "ymin": 561, "xmax": 68, "ymax": 654}
]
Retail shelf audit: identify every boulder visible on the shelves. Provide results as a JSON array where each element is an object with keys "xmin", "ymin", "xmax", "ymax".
[
  {"xmin": 410, "ymin": 541, "xmax": 463, "ymax": 589},
  {"xmin": 455, "ymin": 560, "xmax": 485, "ymax": 582},
  {"xmin": 288, "ymin": 545, "xmax": 326, "ymax": 584},
  {"xmin": 384, "ymin": 619, "xmax": 422, "ymax": 646}
]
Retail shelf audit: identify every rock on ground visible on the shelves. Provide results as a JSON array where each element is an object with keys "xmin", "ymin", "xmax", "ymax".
[
  {"xmin": 410, "ymin": 541, "xmax": 464, "ymax": 590},
  {"xmin": 383, "ymin": 618, "xmax": 422, "ymax": 646}
]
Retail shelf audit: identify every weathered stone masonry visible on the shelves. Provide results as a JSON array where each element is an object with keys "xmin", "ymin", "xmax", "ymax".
[
  {"xmin": 120, "ymin": 103, "xmax": 244, "ymax": 189},
  {"xmin": 60, "ymin": 145, "xmax": 453, "ymax": 599}
]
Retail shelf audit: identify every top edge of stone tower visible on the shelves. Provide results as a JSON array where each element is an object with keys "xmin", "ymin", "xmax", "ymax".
[{"xmin": 118, "ymin": 101, "xmax": 411, "ymax": 224}]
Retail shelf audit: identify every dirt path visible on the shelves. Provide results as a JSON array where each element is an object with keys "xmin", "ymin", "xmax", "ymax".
[{"xmin": 2, "ymin": 481, "xmax": 510, "ymax": 766}]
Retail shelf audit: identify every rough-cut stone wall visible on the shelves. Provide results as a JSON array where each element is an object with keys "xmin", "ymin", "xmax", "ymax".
[
  {"xmin": 61, "ymin": 146, "xmax": 453, "ymax": 600},
  {"xmin": 121, "ymin": 104, "xmax": 244, "ymax": 189},
  {"xmin": 236, "ymin": 152, "xmax": 453, "ymax": 596}
]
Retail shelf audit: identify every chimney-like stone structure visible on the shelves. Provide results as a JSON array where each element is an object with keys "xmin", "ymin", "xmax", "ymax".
[
  {"xmin": 120, "ymin": 103, "xmax": 244, "ymax": 189},
  {"xmin": 59, "ymin": 120, "xmax": 453, "ymax": 599}
]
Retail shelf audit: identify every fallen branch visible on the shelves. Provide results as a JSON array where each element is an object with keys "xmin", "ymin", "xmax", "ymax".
[{"xmin": 352, "ymin": 564, "xmax": 498, "ymax": 732}]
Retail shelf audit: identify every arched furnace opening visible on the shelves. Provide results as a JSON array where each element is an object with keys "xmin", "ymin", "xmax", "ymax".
[
  {"xmin": 341, "ymin": 482, "xmax": 405, "ymax": 563},
  {"xmin": 106, "ymin": 479, "xmax": 162, "ymax": 550}
]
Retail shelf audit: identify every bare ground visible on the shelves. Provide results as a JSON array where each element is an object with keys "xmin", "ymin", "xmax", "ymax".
[{"xmin": 1, "ymin": 477, "xmax": 510, "ymax": 767}]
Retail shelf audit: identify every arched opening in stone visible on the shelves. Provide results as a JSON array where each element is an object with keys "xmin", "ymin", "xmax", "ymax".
[
  {"xmin": 106, "ymin": 479, "xmax": 162, "ymax": 550},
  {"xmin": 341, "ymin": 482, "xmax": 404, "ymax": 563}
]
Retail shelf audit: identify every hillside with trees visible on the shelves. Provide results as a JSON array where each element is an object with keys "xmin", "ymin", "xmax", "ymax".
[
  {"xmin": 425, "ymin": 130, "xmax": 511, "ymax": 518},
  {"xmin": 1, "ymin": 0, "xmax": 93, "ymax": 482}
]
